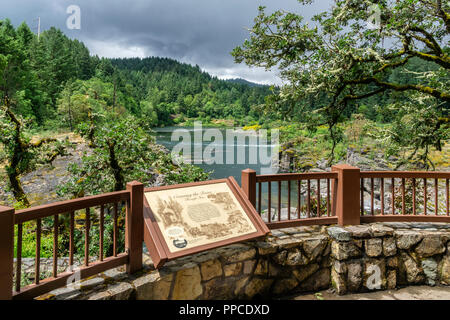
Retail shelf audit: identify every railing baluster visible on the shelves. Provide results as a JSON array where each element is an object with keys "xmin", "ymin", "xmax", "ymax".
[
  {"xmin": 380, "ymin": 178, "xmax": 384, "ymax": 215},
  {"xmin": 297, "ymin": 180, "xmax": 301, "ymax": 219},
  {"xmin": 361, "ymin": 178, "xmax": 364, "ymax": 215},
  {"xmin": 268, "ymin": 182, "xmax": 271, "ymax": 223},
  {"xmin": 331, "ymin": 178, "xmax": 337, "ymax": 217},
  {"xmin": 258, "ymin": 182, "xmax": 262, "ymax": 216},
  {"xmin": 85, "ymin": 207, "xmax": 90, "ymax": 266},
  {"xmin": 401, "ymin": 178, "xmax": 406, "ymax": 215},
  {"xmin": 317, "ymin": 179, "xmax": 321, "ymax": 217},
  {"xmin": 307, "ymin": 179, "xmax": 311, "ymax": 218},
  {"xmin": 100, "ymin": 205, "xmax": 104, "ymax": 261},
  {"xmin": 435, "ymin": 178, "xmax": 438, "ymax": 215},
  {"xmin": 327, "ymin": 178, "xmax": 330, "ymax": 217},
  {"xmin": 114, "ymin": 203, "xmax": 118, "ymax": 256},
  {"xmin": 277, "ymin": 181, "xmax": 281, "ymax": 221},
  {"xmin": 53, "ymin": 214, "xmax": 58, "ymax": 278},
  {"xmin": 424, "ymin": 178, "xmax": 427, "ymax": 215},
  {"xmin": 371, "ymin": 178, "xmax": 374, "ymax": 215},
  {"xmin": 447, "ymin": 179, "xmax": 449, "ymax": 216},
  {"xmin": 412, "ymin": 178, "xmax": 416, "ymax": 215},
  {"xmin": 121, "ymin": 200, "xmax": 126, "ymax": 251},
  {"xmin": 15, "ymin": 223, "xmax": 23, "ymax": 292},
  {"xmin": 391, "ymin": 178, "xmax": 395, "ymax": 215},
  {"xmin": 35, "ymin": 218, "xmax": 41, "ymax": 285},
  {"xmin": 287, "ymin": 180, "xmax": 291, "ymax": 220},
  {"xmin": 69, "ymin": 211, "xmax": 74, "ymax": 267}
]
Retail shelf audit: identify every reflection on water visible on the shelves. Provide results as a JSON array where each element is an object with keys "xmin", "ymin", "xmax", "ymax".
[{"xmin": 154, "ymin": 127, "xmax": 278, "ymax": 184}]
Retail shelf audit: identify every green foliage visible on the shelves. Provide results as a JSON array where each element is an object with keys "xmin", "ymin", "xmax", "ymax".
[
  {"xmin": 58, "ymin": 117, "xmax": 210, "ymax": 198},
  {"xmin": 0, "ymin": 104, "xmax": 66, "ymax": 205},
  {"xmin": 376, "ymin": 95, "xmax": 449, "ymax": 169},
  {"xmin": 232, "ymin": 0, "xmax": 450, "ymax": 164},
  {"xmin": 0, "ymin": 19, "xmax": 221, "ymax": 205},
  {"xmin": 107, "ymin": 57, "xmax": 271, "ymax": 126}
]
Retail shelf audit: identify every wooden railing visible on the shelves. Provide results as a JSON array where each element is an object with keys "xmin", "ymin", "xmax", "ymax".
[
  {"xmin": 0, "ymin": 181, "xmax": 143, "ymax": 300},
  {"xmin": 1, "ymin": 165, "xmax": 449, "ymax": 300},
  {"xmin": 241, "ymin": 164, "xmax": 450, "ymax": 229},
  {"xmin": 359, "ymin": 171, "xmax": 450, "ymax": 223},
  {"xmin": 241, "ymin": 169, "xmax": 339, "ymax": 229}
]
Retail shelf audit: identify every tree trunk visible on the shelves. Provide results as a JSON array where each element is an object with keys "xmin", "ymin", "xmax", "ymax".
[
  {"xmin": 68, "ymin": 93, "xmax": 73, "ymax": 131},
  {"xmin": 8, "ymin": 169, "xmax": 29, "ymax": 207},
  {"xmin": 107, "ymin": 140, "xmax": 125, "ymax": 191},
  {"xmin": 3, "ymin": 96, "xmax": 30, "ymax": 206}
]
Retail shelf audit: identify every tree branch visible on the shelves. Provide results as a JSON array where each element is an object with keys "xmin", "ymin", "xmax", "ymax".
[
  {"xmin": 29, "ymin": 137, "xmax": 56, "ymax": 148},
  {"xmin": 408, "ymin": 50, "xmax": 450, "ymax": 69},
  {"xmin": 346, "ymin": 77, "xmax": 450, "ymax": 101},
  {"xmin": 408, "ymin": 26, "xmax": 443, "ymax": 55}
]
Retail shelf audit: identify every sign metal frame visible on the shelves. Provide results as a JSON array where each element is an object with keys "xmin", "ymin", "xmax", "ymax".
[{"xmin": 143, "ymin": 177, "xmax": 269, "ymax": 268}]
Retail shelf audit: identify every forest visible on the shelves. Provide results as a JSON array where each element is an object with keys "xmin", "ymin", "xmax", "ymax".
[
  {"xmin": 0, "ymin": 19, "xmax": 272, "ymax": 131},
  {"xmin": 2, "ymin": 18, "xmax": 447, "ymax": 134}
]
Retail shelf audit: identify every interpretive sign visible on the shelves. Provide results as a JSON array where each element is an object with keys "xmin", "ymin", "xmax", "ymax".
[{"xmin": 143, "ymin": 177, "xmax": 269, "ymax": 268}]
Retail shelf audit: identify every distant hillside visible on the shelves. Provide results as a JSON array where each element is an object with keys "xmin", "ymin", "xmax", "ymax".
[
  {"xmin": 226, "ymin": 78, "xmax": 267, "ymax": 87},
  {"xmin": 0, "ymin": 18, "xmax": 274, "ymax": 129},
  {"xmin": 108, "ymin": 57, "xmax": 274, "ymax": 125}
]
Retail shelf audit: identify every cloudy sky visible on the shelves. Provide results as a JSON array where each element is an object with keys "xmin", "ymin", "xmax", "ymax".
[{"xmin": 0, "ymin": 0, "xmax": 333, "ymax": 84}]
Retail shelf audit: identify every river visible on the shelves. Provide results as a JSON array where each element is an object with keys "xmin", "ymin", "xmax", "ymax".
[
  {"xmin": 154, "ymin": 126, "xmax": 312, "ymax": 218},
  {"xmin": 154, "ymin": 126, "xmax": 279, "ymax": 183}
]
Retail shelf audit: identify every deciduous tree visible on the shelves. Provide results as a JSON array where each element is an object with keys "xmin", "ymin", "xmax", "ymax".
[{"xmin": 232, "ymin": 0, "xmax": 449, "ymax": 164}]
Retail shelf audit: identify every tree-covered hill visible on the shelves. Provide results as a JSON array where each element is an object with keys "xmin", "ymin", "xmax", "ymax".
[
  {"xmin": 226, "ymin": 78, "xmax": 265, "ymax": 87},
  {"xmin": 0, "ymin": 18, "xmax": 274, "ymax": 130},
  {"xmin": 108, "ymin": 56, "xmax": 273, "ymax": 125}
]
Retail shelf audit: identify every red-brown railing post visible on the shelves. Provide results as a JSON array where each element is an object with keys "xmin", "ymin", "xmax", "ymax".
[
  {"xmin": 126, "ymin": 181, "xmax": 144, "ymax": 274},
  {"xmin": 241, "ymin": 169, "xmax": 257, "ymax": 207},
  {"xmin": 332, "ymin": 164, "xmax": 361, "ymax": 226},
  {"xmin": 0, "ymin": 205, "xmax": 14, "ymax": 300}
]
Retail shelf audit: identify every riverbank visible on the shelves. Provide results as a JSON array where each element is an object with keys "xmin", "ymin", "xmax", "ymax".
[
  {"xmin": 275, "ymin": 121, "xmax": 450, "ymax": 173},
  {"xmin": 0, "ymin": 132, "xmax": 84, "ymax": 207},
  {"xmin": 0, "ymin": 132, "xmax": 194, "ymax": 208},
  {"xmin": 1, "ymin": 120, "xmax": 448, "ymax": 209}
]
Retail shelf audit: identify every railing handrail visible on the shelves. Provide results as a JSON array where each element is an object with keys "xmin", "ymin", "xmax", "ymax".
[
  {"xmin": 360, "ymin": 171, "xmax": 450, "ymax": 179},
  {"xmin": 14, "ymin": 190, "xmax": 130, "ymax": 224},
  {"xmin": 256, "ymin": 172, "xmax": 337, "ymax": 182},
  {"xmin": 257, "ymin": 171, "xmax": 450, "ymax": 181}
]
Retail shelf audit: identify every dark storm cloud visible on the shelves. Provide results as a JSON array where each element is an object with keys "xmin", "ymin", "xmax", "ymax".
[{"xmin": 0, "ymin": 0, "xmax": 333, "ymax": 84}]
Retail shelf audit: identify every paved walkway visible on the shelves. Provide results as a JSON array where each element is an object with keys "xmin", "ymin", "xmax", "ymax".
[{"xmin": 290, "ymin": 286, "xmax": 450, "ymax": 300}]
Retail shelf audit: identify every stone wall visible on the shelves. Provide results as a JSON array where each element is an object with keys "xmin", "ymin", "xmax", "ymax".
[
  {"xmin": 15, "ymin": 257, "xmax": 86, "ymax": 286},
  {"xmin": 36, "ymin": 222, "xmax": 450, "ymax": 300},
  {"xmin": 329, "ymin": 222, "xmax": 450, "ymax": 295}
]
